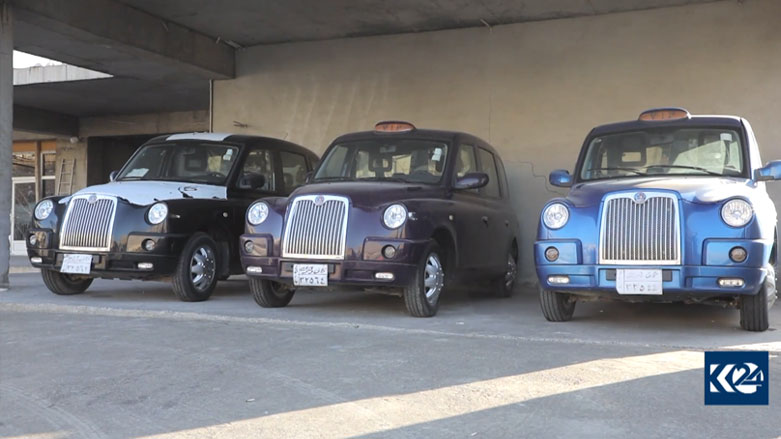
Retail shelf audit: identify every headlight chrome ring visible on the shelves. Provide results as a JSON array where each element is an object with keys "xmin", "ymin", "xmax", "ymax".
[
  {"xmin": 34, "ymin": 199, "xmax": 54, "ymax": 220},
  {"xmin": 721, "ymin": 199, "xmax": 753, "ymax": 228},
  {"xmin": 543, "ymin": 202, "xmax": 569, "ymax": 229},
  {"xmin": 147, "ymin": 202, "xmax": 168, "ymax": 225},
  {"xmin": 248, "ymin": 201, "xmax": 270, "ymax": 226},
  {"xmin": 383, "ymin": 204, "xmax": 408, "ymax": 229}
]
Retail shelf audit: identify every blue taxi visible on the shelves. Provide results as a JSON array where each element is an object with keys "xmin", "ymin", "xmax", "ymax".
[{"xmin": 535, "ymin": 108, "xmax": 781, "ymax": 331}]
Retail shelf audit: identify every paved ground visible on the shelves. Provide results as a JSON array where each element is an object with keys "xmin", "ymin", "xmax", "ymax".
[{"xmin": 1, "ymin": 272, "xmax": 780, "ymax": 438}]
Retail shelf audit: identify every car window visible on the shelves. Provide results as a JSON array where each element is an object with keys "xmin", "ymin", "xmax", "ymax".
[
  {"xmin": 580, "ymin": 128, "xmax": 744, "ymax": 181},
  {"xmin": 239, "ymin": 149, "xmax": 275, "ymax": 191},
  {"xmin": 118, "ymin": 142, "xmax": 239, "ymax": 185},
  {"xmin": 455, "ymin": 144, "xmax": 478, "ymax": 194},
  {"xmin": 280, "ymin": 151, "xmax": 308, "ymax": 191},
  {"xmin": 478, "ymin": 148, "xmax": 501, "ymax": 198}
]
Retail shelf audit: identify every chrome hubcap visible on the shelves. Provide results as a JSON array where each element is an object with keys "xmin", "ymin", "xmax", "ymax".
[
  {"xmin": 190, "ymin": 246, "xmax": 216, "ymax": 292},
  {"xmin": 423, "ymin": 253, "xmax": 445, "ymax": 304},
  {"xmin": 505, "ymin": 254, "xmax": 517, "ymax": 289}
]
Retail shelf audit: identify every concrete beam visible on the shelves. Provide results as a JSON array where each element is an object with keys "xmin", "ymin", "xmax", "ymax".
[
  {"xmin": 13, "ymin": 105, "xmax": 78, "ymax": 137},
  {"xmin": 0, "ymin": 1, "xmax": 12, "ymax": 289},
  {"xmin": 11, "ymin": 0, "xmax": 234, "ymax": 80}
]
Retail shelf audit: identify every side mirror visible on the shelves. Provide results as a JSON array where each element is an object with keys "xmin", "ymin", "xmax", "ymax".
[
  {"xmin": 454, "ymin": 172, "xmax": 489, "ymax": 190},
  {"xmin": 238, "ymin": 173, "xmax": 266, "ymax": 190},
  {"xmin": 549, "ymin": 169, "xmax": 573, "ymax": 188},
  {"xmin": 109, "ymin": 170, "xmax": 119, "ymax": 182},
  {"xmin": 754, "ymin": 160, "xmax": 781, "ymax": 181}
]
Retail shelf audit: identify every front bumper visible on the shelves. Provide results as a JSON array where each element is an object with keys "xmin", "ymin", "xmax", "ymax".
[
  {"xmin": 239, "ymin": 234, "xmax": 429, "ymax": 287},
  {"xmin": 535, "ymin": 239, "xmax": 770, "ymax": 298},
  {"xmin": 27, "ymin": 230, "xmax": 189, "ymax": 279}
]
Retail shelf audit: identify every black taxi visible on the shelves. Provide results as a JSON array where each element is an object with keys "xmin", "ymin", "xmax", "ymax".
[
  {"xmin": 240, "ymin": 122, "xmax": 519, "ymax": 317},
  {"xmin": 27, "ymin": 133, "xmax": 318, "ymax": 301}
]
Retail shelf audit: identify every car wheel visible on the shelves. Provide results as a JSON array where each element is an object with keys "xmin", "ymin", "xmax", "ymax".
[
  {"xmin": 739, "ymin": 264, "xmax": 775, "ymax": 332},
  {"xmin": 539, "ymin": 285, "xmax": 576, "ymax": 321},
  {"xmin": 172, "ymin": 233, "xmax": 218, "ymax": 302},
  {"xmin": 41, "ymin": 269, "xmax": 93, "ymax": 295},
  {"xmin": 493, "ymin": 249, "xmax": 518, "ymax": 298},
  {"xmin": 404, "ymin": 242, "xmax": 445, "ymax": 317},
  {"xmin": 250, "ymin": 278, "xmax": 295, "ymax": 308}
]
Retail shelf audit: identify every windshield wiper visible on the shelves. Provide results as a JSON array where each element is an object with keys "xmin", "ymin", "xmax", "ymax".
[
  {"xmin": 644, "ymin": 164, "xmax": 722, "ymax": 176},
  {"xmin": 586, "ymin": 167, "xmax": 647, "ymax": 176},
  {"xmin": 311, "ymin": 176, "xmax": 354, "ymax": 182},
  {"xmin": 356, "ymin": 177, "xmax": 408, "ymax": 183}
]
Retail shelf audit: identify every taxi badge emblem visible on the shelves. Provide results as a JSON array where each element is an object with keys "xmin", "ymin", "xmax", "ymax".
[
  {"xmin": 314, "ymin": 195, "xmax": 325, "ymax": 206},
  {"xmin": 87, "ymin": 195, "xmax": 98, "ymax": 204},
  {"xmin": 633, "ymin": 192, "xmax": 647, "ymax": 204}
]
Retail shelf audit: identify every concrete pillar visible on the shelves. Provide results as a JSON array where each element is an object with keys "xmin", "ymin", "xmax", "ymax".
[{"xmin": 0, "ymin": 1, "xmax": 11, "ymax": 289}]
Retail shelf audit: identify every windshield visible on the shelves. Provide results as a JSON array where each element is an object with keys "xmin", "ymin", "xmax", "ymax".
[
  {"xmin": 117, "ymin": 142, "xmax": 240, "ymax": 185},
  {"xmin": 313, "ymin": 139, "xmax": 448, "ymax": 184},
  {"xmin": 579, "ymin": 128, "xmax": 744, "ymax": 181}
]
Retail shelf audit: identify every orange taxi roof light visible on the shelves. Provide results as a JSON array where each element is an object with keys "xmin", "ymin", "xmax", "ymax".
[
  {"xmin": 638, "ymin": 108, "xmax": 691, "ymax": 121},
  {"xmin": 374, "ymin": 121, "xmax": 416, "ymax": 133}
]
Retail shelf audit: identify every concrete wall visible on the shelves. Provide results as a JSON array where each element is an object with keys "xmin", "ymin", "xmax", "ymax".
[
  {"xmin": 79, "ymin": 110, "xmax": 209, "ymax": 138},
  {"xmin": 213, "ymin": 0, "xmax": 781, "ymax": 281}
]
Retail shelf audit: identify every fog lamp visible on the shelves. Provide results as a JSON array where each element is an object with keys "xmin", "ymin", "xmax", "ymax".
[
  {"xmin": 382, "ymin": 245, "xmax": 397, "ymax": 259},
  {"xmin": 375, "ymin": 272, "xmax": 395, "ymax": 280},
  {"xmin": 137, "ymin": 262, "xmax": 154, "ymax": 270},
  {"xmin": 548, "ymin": 275, "xmax": 570, "ymax": 284},
  {"xmin": 142, "ymin": 239, "xmax": 156, "ymax": 252},
  {"xmin": 28, "ymin": 234, "xmax": 38, "ymax": 246},
  {"xmin": 244, "ymin": 240, "xmax": 254, "ymax": 254},
  {"xmin": 729, "ymin": 246, "xmax": 747, "ymax": 263},
  {"xmin": 246, "ymin": 266, "xmax": 263, "ymax": 275},
  {"xmin": 545, "ymin": 247, "xmax": 559, "ymax": 262},
  {"xmin": 30, "ymin": 257, "xmax": 42, "ymax": 264},
  {"xmin": 718, "ymin": 278, "xmax": 744, "ymax": 287}
]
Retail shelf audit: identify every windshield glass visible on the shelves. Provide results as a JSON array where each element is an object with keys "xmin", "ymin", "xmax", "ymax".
[
  {"xmin": 314, "ymin": 139, "xmax": 448, "ymax": 184},
  {"xmin": 117, "ymin": 142, "xmax": 240, "ymax": 185},
  {"xmin": 579, "ymin": 128, "xmax": 744, "ymax": 181}
]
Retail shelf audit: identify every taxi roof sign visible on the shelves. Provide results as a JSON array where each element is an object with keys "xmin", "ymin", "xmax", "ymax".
[
  {"xmin": 638, "ymin": 108, "xmax": 691, "ymax": 121},
  {"xmin": 374, "ymin": 121, "xmax": 416, "ymax": 133}
]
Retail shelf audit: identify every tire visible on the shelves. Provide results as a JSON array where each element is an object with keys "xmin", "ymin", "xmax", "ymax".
[
  {"xmin": 740, "ymin": 265, "xmax": 775, "ymax": 332},
  {"xmin": 171, "ymin": 233, "xmax": 219, "ymax": 302},
  {"xmin": 539, "ymin": 285, "xmax": 576, "ymax": 322},
  {"xmin": 41, "ymin": 269, "xmax": 93, "ymax": 295},
  {"xmin": 404, "ymin": 242, "xmax": 445, "ymax": 317},
  {"xmin": 250, "ymin": 278, "xmax": 295, "ymax": 308},
  {"xmin": 492, "ymin": 248, "xmax": 518, "ymax": 298}
]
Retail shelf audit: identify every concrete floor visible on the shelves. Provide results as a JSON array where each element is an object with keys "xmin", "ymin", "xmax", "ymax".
[{"xmin": 1, "ymin": 273, "xmax": 780, "ymax": 438}]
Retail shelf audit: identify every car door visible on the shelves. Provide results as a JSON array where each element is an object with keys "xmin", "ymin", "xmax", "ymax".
[
  {"xmin": 450, "ymin": 143, "xmax": 486, "ymax": 270},
  {"xmin": 476, "ymin": 146, "xmax": 511, "ymax": 272}
]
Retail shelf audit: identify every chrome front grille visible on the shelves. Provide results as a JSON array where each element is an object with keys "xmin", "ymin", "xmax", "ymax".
[
  {"xmin": 599, "ymin": 192, "xmax": 680, "ymax": 265},
  {"xmin": 59, "ymin": 195, "xmax": 117, "ymax": 251},
  {"xmin": 282, "ymin": 195, "xmax": 349, "ymax": 260}
]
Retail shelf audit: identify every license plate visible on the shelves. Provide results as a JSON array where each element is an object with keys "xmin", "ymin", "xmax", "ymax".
[
  {"xmin": 616, "ymin": 269, "xmax": 663, "ymax": 295},
  {"xmin": 60, "ymin": 254, "xmax": 93, "ymax": 275},
  {"xmin": 293, "ymin": 264, "xmax": 328, "ymax": 287}
]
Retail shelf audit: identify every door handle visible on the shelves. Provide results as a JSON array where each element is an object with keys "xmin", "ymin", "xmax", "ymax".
[{"xmin": 481, "ymin": 216, "xmax": 489, "ymax": 224}]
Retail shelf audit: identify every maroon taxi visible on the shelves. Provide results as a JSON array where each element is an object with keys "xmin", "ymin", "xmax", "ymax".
[{"xmin": 239, "ymin": 122, "xmax": 519, "ymax": 317}]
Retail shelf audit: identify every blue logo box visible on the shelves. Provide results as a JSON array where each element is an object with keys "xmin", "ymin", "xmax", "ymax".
[{"xmin": 705, "ymin": 351, "xmax": 768, "ymax": 405}]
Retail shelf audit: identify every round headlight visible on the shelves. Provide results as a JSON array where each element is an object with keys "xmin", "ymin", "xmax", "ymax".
[
  {"xmin": 721, "ymin": 199, "xmax": 753, "ymax": 227},
  {"xmin": 543, "ymin": 202, "xmax": 569, "ymax": 229},
  {"xmin": 383, "ymin": 204, "xmax": 408, "ymax": 229},
  {"xmin": 147, "ymin": 202, "xmax": 168, "ymax": 225},
  {"xmin": 34, "ymin": 199, "xmax": 54, "ymax": 220},
  {"xmin": 248, "ymin": 202, "xmax": 269, "ymax": 226}
]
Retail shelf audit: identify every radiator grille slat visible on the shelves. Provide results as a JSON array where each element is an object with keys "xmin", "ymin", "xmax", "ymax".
[
  {"xmin": 282, "ymin": 196, "xmax": 349, "ymax": 260},
  {"xmin": 600, "ymin": 193, "xmax": 680, "ymax": 264},
  {"xmin": 60, "ymin": 195, "xmax": 117, "ymax": 251}
]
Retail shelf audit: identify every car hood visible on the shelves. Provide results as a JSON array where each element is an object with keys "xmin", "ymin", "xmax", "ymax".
[
  {"xmin": 62, "ymin": 181, "xmax": 227, "ymax": 206},
  {"xmin": 290, "ymin": 181, "xmax": 444, "ymax": 207},
  {"xmin": 566, "ymin": 176, "xmax": 755, "ymax": 207}
]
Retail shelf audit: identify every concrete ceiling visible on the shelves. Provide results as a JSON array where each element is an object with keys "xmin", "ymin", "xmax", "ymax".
[
  {"xmin": 118, "ymin": 0, "xmax": 718, "ymax": 46},
  {"xmin": 11, "ymin": 0, "xmax": 717, "ymax": 130}
]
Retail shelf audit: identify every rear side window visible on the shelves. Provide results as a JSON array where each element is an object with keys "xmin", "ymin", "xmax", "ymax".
[
  {"xmin": 239, "ymin": 149, "xmax": 275, "ymax": 191},
  {"xmin": 280, "ymin": 151, "xmax": 308, "ymax": 191},
  {"xmin": 477, "ymin": 148, "xmax": 501, "ymax": 198}
]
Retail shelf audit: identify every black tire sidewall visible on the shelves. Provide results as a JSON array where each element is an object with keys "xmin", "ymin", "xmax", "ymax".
[
  {"xmin": 404, "ymin": 242, "xmax": 443, "ymax": 317},
  {"xmin": 172, "ymin": 233, "xmax": 218, "ymax": 302},
  {"xmin": 250, "ymin": 278, "xmax": 295, "ymax": 308}
]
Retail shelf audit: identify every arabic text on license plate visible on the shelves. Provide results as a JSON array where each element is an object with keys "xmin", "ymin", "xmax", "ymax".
[
  {"xmin": 293, "ymin": 264, "xmax": 328, "ymax": 286},
  {"xmin": 60, "ymin": 254, "xmax": 93, "ymax": 275},
  {"xmin": 616, "ymin": 269, "xmax": 663, "ymax": 295}
]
